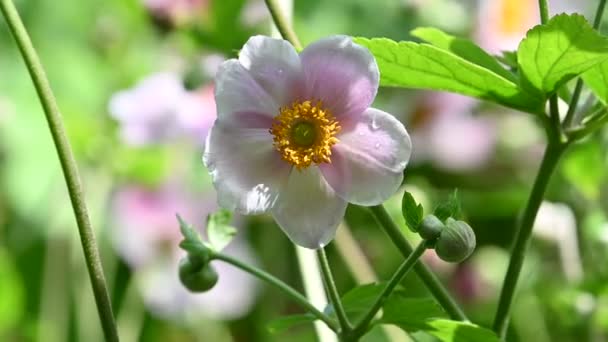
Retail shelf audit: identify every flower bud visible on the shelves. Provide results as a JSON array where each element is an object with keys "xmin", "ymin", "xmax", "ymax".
[
  {"xmin": 435, "ymin": 218, "xmax": 476, "ymax": 263},
  {"xmin": 179, "ymin": 256, "xmax": 219, "ymax": 292},
  {"xmin": 418, "ymin": 215, "xmax": 446, "ymax": 241}
]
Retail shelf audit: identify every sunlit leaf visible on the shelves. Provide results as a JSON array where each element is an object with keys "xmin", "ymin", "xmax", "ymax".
[
  {"xmin": 353, "ymin": 37, "xmax": 543, "ymax": 114},
  {"xmin": 206, "ymin": 209, "xmax": 237, "ymax": 252},
  {"xmin": 518, "ymin": 14, "xmax": 608, "ymax": 96}
]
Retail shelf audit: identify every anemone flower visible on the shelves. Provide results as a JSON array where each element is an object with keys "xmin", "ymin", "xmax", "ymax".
[{"xmin": 204, "ymin": 36, "xmax": 412, "ymax": 249}]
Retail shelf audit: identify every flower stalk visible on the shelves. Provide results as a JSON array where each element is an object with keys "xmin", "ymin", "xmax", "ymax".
[
  {"xmin": 317, "ymin": 248, "xmax": 353, "ymax": 335},
  {"xmin": 369, "ymin": 205, "xmax": 468, "ymax": 321},
  {"xmin": 0, "ymin": 1, "xmax": 118, "ymax": 340},
  {"xmin": 212, "ymin": 251, "xmax": 339, "ymax": 331}
]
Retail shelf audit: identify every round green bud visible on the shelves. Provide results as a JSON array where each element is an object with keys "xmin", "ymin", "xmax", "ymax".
[
  {"xmin": 435, "ymin": 218, "xmax": 476, "ymax": 263},
  {"xmin": 179, "ymin": 257, "xmax": 219, "ymax": 292},
  {"xmin": 418, "ymin": 215, "xmax": 446, "ymax": 241}
]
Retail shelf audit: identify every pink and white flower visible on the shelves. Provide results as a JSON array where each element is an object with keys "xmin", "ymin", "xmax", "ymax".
[
  {"xmin": 204, "ymin": 36, "xmax": 412, "ymax": 249},
  {"xmin": 109, "ymin": 72, "xmax": 216, "ymax": 146}
]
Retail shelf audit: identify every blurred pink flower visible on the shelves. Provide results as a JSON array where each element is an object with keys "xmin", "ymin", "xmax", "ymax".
[
  {"xmin": 204, "ymin": 35, "xmax": 412, "ymax": 248},
  {"xmin": 110, "ymin": 185, "xmax": 259, "ymax": 320},
  {"xmin": 476, "ymin": 0, "xmax": 589, "ymax": 55},
  {"xmin": 108, "ymin": 72, "xmax": 216, "ymax": 146},
  {"xmin": 411, "ymin": 92, "xmax": 496, "ymax": 171},
  {"xmin": 143, "ymin": 0, "xmax": 207, "ymax": 24}
]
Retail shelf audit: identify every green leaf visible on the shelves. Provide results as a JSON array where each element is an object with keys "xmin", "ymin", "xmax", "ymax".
[
  {"xmin": 582, "ymin": 60, "xmax": 608, "ymax": 104},
  {"xmin": 380, "ymin": 297, "xmax": 446, "ymax": 326},
  {"xmin": 353, "ymin": 37, "xmax": 543, "ymax": 114},
  {"xmin": 411, "ymin": 27, "xmax": 516, "ymax": 82},
  {"xmin": 206, "ymin": 209, "xmax": 237, "ymax": 252},
  {"xmin": 266, "ymin": 314, "xmax": 316, "ymax": 334},
  {"xmin": 177, "ymin": 214, "xmax": 208, "ymax": 256},
  {"xmin": 400, "ymin": 319, "xmax": 501, "ymax": 342},
  {"xmin": 433, "ymin": 190, "xmax": 462, "ymax": 221},
  {"xmin": 402, "ymin": 191, "xmax": 424, "ymax": 232},
  {"xmin": 518, "ymin": 14, "xmax": 608, "ymax": 96}
]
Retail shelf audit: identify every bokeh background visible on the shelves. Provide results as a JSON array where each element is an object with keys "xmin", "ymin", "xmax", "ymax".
[{"xmin": 1, "ymin": 0, "xmax": 608, "ymax": 341}]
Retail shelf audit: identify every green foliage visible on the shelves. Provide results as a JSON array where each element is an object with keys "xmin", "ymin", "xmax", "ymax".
[
  {"xmin": 395, "ymin": 319, "xmax": 501, "ymax": 342},
  {"xmin": 177, "ymin": 214, "xmax": 208, "ymax": 256},
  {"xmin": 411, "ymin": 27, "xmax": 516, "ymax": 82},
  {"xmin": 518, "ymin": 14, "xmax": 608, "ymax": 97},
  {"xmin": 582, "ymin": 60, "xmax": 608, "ymax": 104},
  {"xmin": 206, "ymin": 209, "xmax": 237, "ymax": 252},
  {"xmin": 266, "ymin": 314, "xmax": 316, "ymax": 334},
  {"xmin": 561, "ymin": 140, "xmax": 604, "ymax": 200},
  {"xmin": 402, "ymin": 190, "xmax": 424, "ymax": 232},
  {"xmin": 433, "ymin": 190, "xmax": 462, "ymax": 221},
  {"xmin": 353, "ymin": 37, "xmax": 543, "ymax": 114}
]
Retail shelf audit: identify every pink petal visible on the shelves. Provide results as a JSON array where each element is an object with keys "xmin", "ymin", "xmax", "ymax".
[
  {"xmin": 203, "ymin": 123, "xmax": 290, "ymax": 214},
  {"xmin": 239, "ymin": 35, "xmax": 304, "ymax": 107},
  {"xmin": 299, "ymin": 35, "xmax": 379, "ymax": 121},
  {"xmin": 214, "ymin": 60, "xmax": 279, "ymax": 125},
  {"xmin": 271, "ymin": 167, "xmax": 347, "ymax": 249},
  {"xmin": 320, "ymin": 108, "xmax": 411, "ymax": 206}
]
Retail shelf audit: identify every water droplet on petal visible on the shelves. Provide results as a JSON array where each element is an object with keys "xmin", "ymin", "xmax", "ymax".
[
  {"xmin": 375, "ymin": 143, "xmax": 381, "ymax": 149},
  {"xmin": 370, "ymin": 114, "xmax": 380, "ymax": 130}
]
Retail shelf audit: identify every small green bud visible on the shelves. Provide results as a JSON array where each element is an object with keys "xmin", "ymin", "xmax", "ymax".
[
  {"xmin": 179, "ymin": 256, "xmax": 219, "ymax": 292},
  {"xmin": 418, "ymin": 215, "xmax": 445, "ymax": 241},
  {"xmin": 435, "ymin": 218, "xmax": 476, "ymax": 263}
]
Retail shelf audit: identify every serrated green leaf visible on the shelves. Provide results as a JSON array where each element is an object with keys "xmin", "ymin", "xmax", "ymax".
[
  {"xmin": 411, "ymin": 27, "xmax": 516, "ymax": 82},
  {"xmin": 433, "ymin": 190, "xmax": 461, "ymax": 221},
  {"xmin": 402, "ymin": 191, "xmax": 424, "ymax": 232},
  {"xmin": 266, "ymin": 314, "xmax": 316, "ymax": 334},
  {"xmin": 582, "ymin": 60, "xmax": 608, "ymax": 104},
  {"xmin": 518, "ymin": 14, "xmax": 608, "ymax": 96},
  {"xmin": 353, "ymin": 37, "xmax": 543, "ymax": 114},
  {"xmin": 206, "ymin": 209, "xmax": 237, "ymax": 252}
]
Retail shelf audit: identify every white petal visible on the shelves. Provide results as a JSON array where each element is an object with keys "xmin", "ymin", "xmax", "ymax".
[
  {"xmin": 272, "ymin": 167, "xmax": 347, "ymax": 249},
  {"xmin": 320, "ymin": 108, "xmax": 412, "ymax": 206},
  {"xmin": 204, "ymin": 123, "xmax": 290, "ymax": 214},
  {"xmin": 214, "ymin": 60, "xmax": 279, "ymax": 125},
  {"xmin": 239, "ymin": 35, "xmax": 303, "ymax": 106}
]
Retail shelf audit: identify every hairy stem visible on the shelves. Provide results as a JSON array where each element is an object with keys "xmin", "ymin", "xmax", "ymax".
[
  {"xmin": 317, "ymin": 248, "xmax": 353, "ymax": 335},
  {"xmin": 0, "ymin": 1, "xmax": 118, "ymax": 340},
  {"xmin": 263, "ymin": 0, "xmax": 302, "ymax": 49},
  {"xmin": 368, "ymin": 205, "xmax": 468, "ymax": 321},
  {"xmin": 492, "ymin": 142, "xmax": 566, "ymax": 338},
  {"xmin": 350, "ymin": 241, "xmax": 428, "ymax": 339},
  {"xmin": 212, "ymin": 252, "xmax": 339, "ymax": 331}
]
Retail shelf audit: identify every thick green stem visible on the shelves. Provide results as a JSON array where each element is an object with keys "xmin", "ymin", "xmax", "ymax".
[
  {"xmin": 212, "ymin": 252, "xmax": 339, "ymax": 331},
  {"xmin": 492, "ymin": 142, "xmax": 566, "ymax": 338},
  {"xmin": 350, "ymin": 241, "xmax": 428, "ymax": 339},
  {"xmin": 263, "ymin": 0, "xmax": 302, "ymax": 50},
  {"xmin": 317, "ymin": 248, "xmax": 352, "ymax": 335},
  {"xmin": 368, "ymin": 205, "xmax": 468, "ymax": 321},
  {"xmin": 0, "ymin": 1, "xmax": 118, "ymax": 341}
]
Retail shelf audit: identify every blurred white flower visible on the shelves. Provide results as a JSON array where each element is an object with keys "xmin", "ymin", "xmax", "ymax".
[
  {"xmin": 143, "ymin": 0, "xmax": 207, "ymax": 24},
  {"xmin": 533, "ymin": 201, "xmax": 582, "ymax": 282},
  {"xmin": 108, "ymin": 72, "xmax": 216, "ymax": 146},
  {"xmin": 110, "ymin": 185, "xmax": 259, "ymax": 320}
]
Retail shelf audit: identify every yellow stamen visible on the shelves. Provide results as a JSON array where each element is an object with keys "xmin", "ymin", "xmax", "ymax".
[{"xmin": 270, "ymin": 100, "xmax": 341, "ymax": 170}]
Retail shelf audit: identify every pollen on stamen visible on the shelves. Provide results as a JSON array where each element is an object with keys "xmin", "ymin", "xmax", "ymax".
[{"xmin": 269, "ymin": 100, "xmax": 341, "ymax": 170}]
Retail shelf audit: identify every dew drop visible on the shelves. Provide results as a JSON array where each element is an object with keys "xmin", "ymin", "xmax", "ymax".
[
  {"xmin": 370, "ymin": 114, "xmax": 380, "ymax": 130},
  {"xmin": 374, "ymin": 143, "xmax": 381, "ymax": 149}
]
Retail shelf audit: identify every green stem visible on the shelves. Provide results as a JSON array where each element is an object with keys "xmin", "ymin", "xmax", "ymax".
[
  {"xmin": 548, "ymin": 96, "xmax": 562, "ymax": 143},
  {"xmin": 350, "ymin": 241, "xmax": 428, "ymax": 339},
  {"xmin": 263, "ymin": 0, "xmax": 302, "ymax": 50},
  {"xmin": 0, "ymin": 1, "xmax": 118, "ymax": 341},
  {"xmin": 317, "ymin": 248, "xmax": 352, "ymax": 335},
  {"xmin": 538, "ymin": 0, "xmax": 549, "ymax": 24},
  {"xmin": 492, "ymin": 141, "xmax": 566, "ymax": 338},
  {"xmin": 565, "ymin": 0, "xmax": 607, "ymax": 127},
  {"xmin": 368, "ymin": 205, "xmax": 468, "ymax": 321},
  {"xmin": 212, "ymin": 252, "xmax": 339, "ymax": 332}
]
